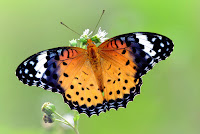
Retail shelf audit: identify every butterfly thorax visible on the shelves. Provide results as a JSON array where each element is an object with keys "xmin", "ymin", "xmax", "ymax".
[
  {"xmin": 87, "ymin": 39, "xmax": 99, "ymax": 63},
  {"xmin": 87, "ymin": 39, "xmax": 104, "ymax": 91}
]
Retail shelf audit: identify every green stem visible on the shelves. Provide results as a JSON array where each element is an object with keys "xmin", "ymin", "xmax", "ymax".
[
  {"xmin": 53, "ymin": 112, "xmax": 71, "ymax": 126},
  {"xmin": 74, "ymin": 127, "xmax": 79, "ymax": 134},
  {"xmin": 79, "ymin": 42, "xmax": 83, "ymax": 48},
  {"xmin": 54, "ymin": 112, "xmax": 79, "ymax": 134},
  {"xmin": 55, "ymin": 119, "xmax": 69, "ymax": 125}
]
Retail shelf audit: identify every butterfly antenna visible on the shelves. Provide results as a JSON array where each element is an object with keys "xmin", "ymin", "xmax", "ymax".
[
  {"xmin": 60, "ymin": 22, "xmax": 81, "ymax": 36},
  {"xmin": 92, "ymin": 10, "xmax": 105, "ymax": 36}
]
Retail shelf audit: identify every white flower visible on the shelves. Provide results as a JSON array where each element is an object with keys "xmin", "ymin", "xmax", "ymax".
[
  {"xmin": 69, "ymin": 39, "xmax": 77, "ymax": 46},
  {"xmin": 80, "ymin": 29, "xmax": 93, "ymax": 39},
  {"xmin": 72, "ymin": 27, "xmax": 108, "ymax": 47},
  {"xmin": 92, "ymin": 27, "xmax": 108, "ymax": 43}
]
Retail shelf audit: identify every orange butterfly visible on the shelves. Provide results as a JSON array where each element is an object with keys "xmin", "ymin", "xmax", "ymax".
[{"xmin": 16, "ymin": 27, "xmax": 173, "ymax": 117}]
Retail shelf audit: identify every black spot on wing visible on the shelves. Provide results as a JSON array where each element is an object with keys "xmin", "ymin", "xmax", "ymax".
[
  {"xmin": 16, "ymin": 47, "xmax": 76, "ymax": 93},
  {"xmin": 107, "ymin": 78, "xmax": 143, "ymax": 111},
  {"xmin": 113, "ymin": 32, "xmax": 173, "ymax": 77}
]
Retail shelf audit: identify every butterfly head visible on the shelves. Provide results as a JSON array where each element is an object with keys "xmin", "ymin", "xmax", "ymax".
[
  {"xmin": 86, "ymin": 39, "xmax": 96, "ymax": 48},
  {"xmin": 69, "ymin": 27, "xmax": 108, "ymax": 49}
]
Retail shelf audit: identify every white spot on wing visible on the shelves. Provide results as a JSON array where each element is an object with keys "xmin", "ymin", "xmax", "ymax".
[
  {"xmin": 145, "ymin": 55, "xmax": 149, "ymax": 60},
  {"xmin": 30, "ymin": 61, "xmax": 34, "ymax": 65},
  {"xmin": 43, "ymin": 75, "xmax": 47, "ymax": 79},
  {"xmin": 135, "ymin": 33, "xmax": 167, "ymax": 63},
  {"xmin": 167, "ymin": 41, "xmax": 170, "ymax": 45},
  {"xmin": 160, "ymin": 43, "xmax": 164, "ymax": 47},
  {"xmin": 142, "ymin": 44, "xmax": 156, "ymax": 57},
  {"xmin": 19, "ymin": 70, "xmax": 22, "ymax": 74},
  {"xmin": 23, "ymin": 62, "xmax": 27, "ymax": 66},
  {"xmin": 34, "ymin": 52, "xmax": 48, "ymax": 78},
  {"xmin": 157, "ymin": 35, "xmax": 162, "ymax": 40},
  {"xmin": 135, "ymin": 33, "xmax": 148, "ymax": 40},
  {"xmin": 35, "ymin": 67, "xmax": 46, "ymax": 78},
  {"xmin": 25, "ymin": 69, "xmax": 29, "ymax": 74},
  {"xmin": 152, "ymin": 38, "xmax": 156, "ymax": 42},
  {"xmin": 136, "ymin": 33, "xmax": 154, "ymax": 49},
  {"xmin": 56, "ymin": 49, "xmax": 62, "ymax": 54},
  {"xmin": 120, "ymin": 37, "xmax": 125, "ymax": 41}
]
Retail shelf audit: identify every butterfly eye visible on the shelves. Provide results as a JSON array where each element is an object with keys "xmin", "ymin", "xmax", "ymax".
[{"xmin": 86, "ymin": 42, "xmax": 95, "ymax": 47}]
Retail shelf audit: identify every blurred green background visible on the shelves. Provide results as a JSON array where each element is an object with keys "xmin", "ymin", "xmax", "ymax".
[{"xmin": 1, "ymin": 0, "xmax": 200, "ymax": 134}]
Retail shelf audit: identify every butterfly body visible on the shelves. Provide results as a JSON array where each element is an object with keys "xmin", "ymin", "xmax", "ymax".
[
  {"xmin": 16, "ymin": 32, "xmax": 174, "ymax": 117},
  {"xmin": 87, "ymin": 39, "xmax": 104, "ymax": 91}
]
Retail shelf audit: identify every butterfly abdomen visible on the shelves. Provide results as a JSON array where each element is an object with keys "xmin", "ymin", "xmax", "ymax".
[{"xmin": 87, "ymin": 42, "xmax": 104, "ymax": 91}]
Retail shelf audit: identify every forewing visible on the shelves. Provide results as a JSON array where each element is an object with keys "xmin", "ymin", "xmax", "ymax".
[
  {"xmin": 16, "ymin": 47, "xmax": 86, "ymax": 93},
  {"xmin": 99, "ymin": 32, "xmax": 174, "ymax": 77},
  {"xmin": 98, "ymin": 32, "xmax": 173, "ymax": 110}
]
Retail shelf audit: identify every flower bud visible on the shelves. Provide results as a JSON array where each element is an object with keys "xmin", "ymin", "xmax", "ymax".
[
  {"xmin": 43, "ymin": 113, "xmax": 55, "ymax": 123},
  {"xmin": 41, "ymin": 102, "xmax": 56, "ymax": 115}
]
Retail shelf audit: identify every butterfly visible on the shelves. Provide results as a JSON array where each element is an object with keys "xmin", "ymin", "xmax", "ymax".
[{"xmin": 16, "ymin": 28, "xmax": 174, "ymax": 117}]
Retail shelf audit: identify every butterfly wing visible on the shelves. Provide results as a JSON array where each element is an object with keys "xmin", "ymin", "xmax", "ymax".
[
  {"xmin": 16, "ymin": 47, "xmax": 106, "ymax": 116},
  {"xmin": 98, "ymin": 32, "xmax": 174, "ymax": 110},
  {"xmin": 16, "ymin": 47, "xmax": 86, "ymax": 92},
  {"xmin": 63, "ymin": 59, "xmax": 106, "ymax": 116}
]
